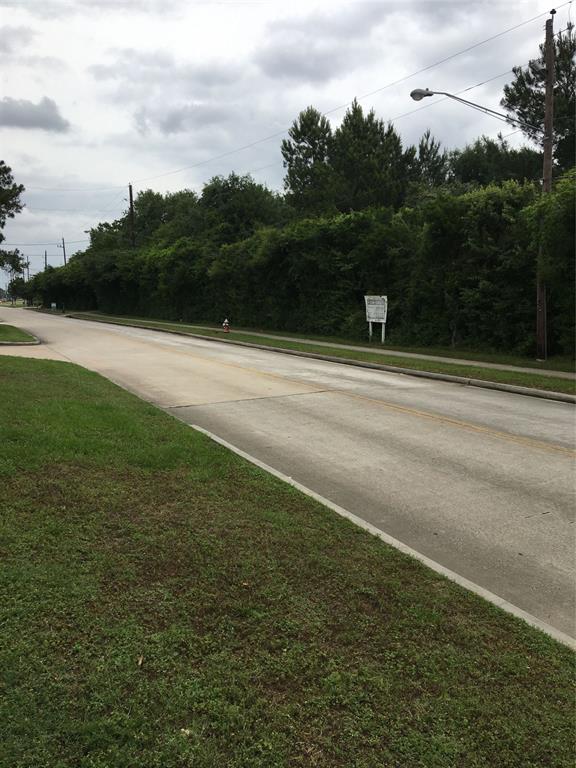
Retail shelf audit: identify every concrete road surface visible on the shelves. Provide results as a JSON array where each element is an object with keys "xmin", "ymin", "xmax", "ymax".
[{"xmin": 2, "ymin": 309, "xmax": 575, "ymax": 638}]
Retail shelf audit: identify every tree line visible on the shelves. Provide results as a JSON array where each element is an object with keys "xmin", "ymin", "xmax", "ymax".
[{"xmin": 3, "ymin": 26, "xmax": 575, "ymax": 356}]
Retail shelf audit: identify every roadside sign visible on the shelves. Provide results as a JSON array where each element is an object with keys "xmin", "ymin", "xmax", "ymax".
[
  {"xmin": 364, "ymin": 295, "xmax": 388, "ymax": 343},
  {"xmin": 50, "ymin": 302, "xmax": 56, "ymax": 309}
]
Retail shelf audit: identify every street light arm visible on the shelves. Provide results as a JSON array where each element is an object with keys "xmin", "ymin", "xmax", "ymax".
[
  {"xmin": 410, "ymin": 88, "xmax": 544, "ymax": 135},
  {"xmin": 441, "ymin": 92, "xmax": 544, "ymax": 134}
]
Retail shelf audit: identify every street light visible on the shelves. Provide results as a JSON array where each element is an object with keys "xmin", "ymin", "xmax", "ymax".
[{"xmin": 409, "ymin": 89, "xmax": 543, "ymax": 134}]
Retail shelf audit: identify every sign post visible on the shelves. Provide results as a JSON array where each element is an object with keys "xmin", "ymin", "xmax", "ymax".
[{"xmin": 364, "ymin": 295, "xmax": 388, "ymax": 344}]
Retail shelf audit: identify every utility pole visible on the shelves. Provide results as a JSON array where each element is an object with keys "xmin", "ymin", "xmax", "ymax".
[
  {"xmin": 25, "ymin": 260, "xmax": 30, "ymax": 281},
  {"xmin": 58, "ymin": 237, "xmax": 67, "ymax": 266},
  {"xmin": 44, "ymin": 250, "xmax": 48, "ymax": 270},
  {"xmin": 536, "ymin": 9, "xmax": 555, "ymax": 360},
  {"xmin": 128, "ymin": 183, "xmax": 136, "ymax": 248}
]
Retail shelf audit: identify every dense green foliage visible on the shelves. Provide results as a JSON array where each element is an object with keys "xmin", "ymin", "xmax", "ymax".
[
  {"xmin": 22, "ymin": 168, "xmax": 575, "ymax": 356},
  {"xmin": 449, "ymin": 136, "xmax": 541, "ymax": 186},
  {"xmin": 12, "ymin": 64, "xmax": 576, "ymax": 357}
]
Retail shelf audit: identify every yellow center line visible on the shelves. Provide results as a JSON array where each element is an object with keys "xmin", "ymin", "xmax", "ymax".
[
  {"xmin": 328, "ymin": 389, "xmax": 575, "ymax": 457},
  {"xmin": 82, "ymin": 319, "xmax": 576, "ymax": 458}
]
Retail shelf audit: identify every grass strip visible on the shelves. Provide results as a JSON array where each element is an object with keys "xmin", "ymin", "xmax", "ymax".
[
  {"xmin": 0, "ymin": 355, "xmax": 574, "ymax": 768},
  {"xmin": 68, "ymin": 312, "xmax": 575, "ymax": 396},
  {"xmin": 0, "ymin": 324, "xmax": 36, "ymax": 343},
  {"xmin": 65, "ymin": 311, "xmax": 575, "ymax": 372}
]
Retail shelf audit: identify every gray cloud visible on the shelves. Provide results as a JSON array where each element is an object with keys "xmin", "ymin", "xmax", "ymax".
[
  {"xmin": 89, "ymin": 47, "xmax": 244, "ymax": 137},
  {"xmin": 0, "ymin": 0, "xmax": 181, "ymax": 19},
  {"xmin": 0, "ymin": 25, "xmax": 35, "ymax": 53},
  {"xmin": 255, "ymin": 3, "xmax": 391, "ymax": 83},
  {"xmin": 135, "ymin": 102, "xmax": 232, "ymax": 135},
  {"xmin": 0, "ymin": 24, "xmax": 66, "ymax": 69},
  {"xmin": 89, "ymin": 48, "xmax": 240, "ymax": 101},
  {"xmin": 0, "ymin": 97, "xmax": 70, "ymax": 132}
]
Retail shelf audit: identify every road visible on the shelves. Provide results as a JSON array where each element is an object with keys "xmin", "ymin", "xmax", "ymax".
[{"xmin": 2, "ymin": 308, "xmax": 575, "ymax": 638}]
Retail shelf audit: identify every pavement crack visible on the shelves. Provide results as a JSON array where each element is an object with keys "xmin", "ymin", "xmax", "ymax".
[{"xmin": 165, "ymin": 390, "xmax": 331, "ymax": 409}]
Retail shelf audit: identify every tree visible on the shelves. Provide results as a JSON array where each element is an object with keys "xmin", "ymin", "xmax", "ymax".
[
  {"xmin": 0, "ymin": 161, "xmax": 24, "ymax": 236},
  {"xmin": 501, "ymin": 23, "xmax": 575, "ymax": 172},
  {"xmin": 281, "ymin": 106, "xmax": 336, "ymax": 215},
  {"xmin": 415, "ymin": 129, "xmax": 448, "ymax": 187},
  {"xmin": 449, "ymin": 135, "xmax": 542, "ymax": 186},
  {"xmin": 0, "ymin": 248, "xmax": 25, "ymax": 284},
  {"xmin": 133, "ymin": 189, "xmax": 166, "ymax": 244},
  {"xmin": 199, "ymin": 173, "xmax": 290, "ymax": 245},
  {"xmin": 524, "ymin": 168, "xmax": 575, "ymax": 354},
  {"xmin": 0, "ymin": 161, "xmax": 25, "ymax": 280},
  {"xmin": 329, "ymin": 100, "xmax": 411, "ymax": 211}
]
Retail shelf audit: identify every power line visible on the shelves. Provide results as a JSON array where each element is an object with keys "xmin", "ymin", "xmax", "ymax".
[
  {"xmin": 23, "ymin": 3, "xmax": 571, "ymax": 193},
  {"xmin": 322, "ymin": 10, "xmax": 573, "ymax": 116},
  {"xmin": 25, "ymin": 206, "xmax": 123, "ymax": 213},
  {"xmin": 15, "ymin": 62, "xmax": 542, "ymax": 222},
  {"xmin": 2, "ymin": 239, "xmax": 90, "ymax": 246},
  {"xmin": 25, "ymin": 183, "xmax": 125, "ymax": 193},
  {"xmin": 133, "ymin": 6, "xmax": 567, "ymax": 185},
  {"xmin": 236, "ymin": 66, "xmax": 530, "ymax": 179}
]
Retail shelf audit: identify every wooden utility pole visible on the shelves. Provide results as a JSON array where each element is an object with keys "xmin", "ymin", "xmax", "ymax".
[
  {"xmin": 536, "ymin": 9, "xmax": 555, "ymax": 360},
  {"xmin": 128, "ymin": 183, "xmax": 136, "ymax": 248},
  {"xmin": 61, "ymin": 237, "xmax": 67, "ymax": 266},
  {"xmin": 44, "ymin": 250, "xmax": 48, "ymax": 270}
]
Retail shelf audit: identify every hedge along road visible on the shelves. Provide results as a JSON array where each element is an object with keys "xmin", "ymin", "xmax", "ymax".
[{"xmin": 3, "ymin": 308, "xmax": 575, "ymax": 639}]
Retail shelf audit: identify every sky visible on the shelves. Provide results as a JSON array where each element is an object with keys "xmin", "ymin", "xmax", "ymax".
[{"xmin": 0, "ymin": 0, "xmax": 570, "ymax": 285}]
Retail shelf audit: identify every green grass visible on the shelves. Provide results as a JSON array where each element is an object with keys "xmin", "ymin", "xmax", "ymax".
[
  {"xmin": 68, "ymin": 312, "xmax": 575, "ymax": 396},
  {"xmin": 0, "ymin": 324, "xmax": 35, "ymax": 343},
  {"xmin": 66, "ymin": 311, "xmax": 576, "ymax": 373},
  {"xmin": 0, "ymin": 355, "xmax": 574, "ymax": 768}
]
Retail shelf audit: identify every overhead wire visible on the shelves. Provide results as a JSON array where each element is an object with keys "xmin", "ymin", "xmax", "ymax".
[
  {"xmin": 23, "ymin": 3, "xmax": 570, "ymax": 193},
  {"xmin": 2, "ymin": 239, "xmax": 90, "ymax": 246},
  {"xmin": 132, "ymin": 6, "xmax": 569, "ymax": 184},
  {"xmin": 237, "ymin": 65, "xmax": 532, "ymax": 179}
]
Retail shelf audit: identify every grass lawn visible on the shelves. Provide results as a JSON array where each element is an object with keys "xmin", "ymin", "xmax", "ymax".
[
  {"xmin": 0, "ymin": 324, "xmax": 35, "ymax": 343},
  {"xmin": 68, "ymin": 312, "xmax": 575, "ymax": 396},
  {"xmin": 0, "ymin": 356, "xmax": 573, "ymax": 768}
]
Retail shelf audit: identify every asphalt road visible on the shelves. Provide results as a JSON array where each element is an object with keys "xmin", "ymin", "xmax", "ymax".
[{"xmin": 2, "ymin": 309, "xmax": 575, "ymax": 638}]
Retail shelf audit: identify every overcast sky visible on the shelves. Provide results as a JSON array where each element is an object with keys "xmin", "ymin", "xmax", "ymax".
[{"xmin": 0, "ymin": 0, "xmax": 568, "ymax": 285}]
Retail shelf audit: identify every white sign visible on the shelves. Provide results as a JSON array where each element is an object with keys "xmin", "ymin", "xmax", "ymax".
[
  {"xmin": 364, "ymin": 295, "xmax": 388, "ymax": 343},
  {"xmin": 364, "ymin": 295, "xmax": 388, "ymax": 323},
  {"xmin": 50, "ymin": 302, "xmax": 57, "ymax": 309}
]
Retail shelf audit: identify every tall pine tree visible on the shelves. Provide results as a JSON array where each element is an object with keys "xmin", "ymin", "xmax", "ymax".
[
  {"xmin": 329, "ymin": 100, "xmax": 411, "ymax": 211},
  {"xmin": 281, "ymin": 107, "xmax": 336, "ymax": 214}
]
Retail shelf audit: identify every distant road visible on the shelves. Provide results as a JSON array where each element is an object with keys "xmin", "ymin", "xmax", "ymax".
[{"xmin": 2, "ymin": 308, "xmax": 575, "ymax": 638}]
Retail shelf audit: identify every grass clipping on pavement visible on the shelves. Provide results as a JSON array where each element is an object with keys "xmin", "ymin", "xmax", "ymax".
[{"xmin": 0, "ymin": 356, "xmax": 574, "ymax": 768}]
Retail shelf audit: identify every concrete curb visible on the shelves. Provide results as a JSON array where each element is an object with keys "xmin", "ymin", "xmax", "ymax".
[
  {"xmin": 192, "ymin": 424, "xmax": 576, "ymax": 651},
  {"xmin": 0, "ymin": 335, "xmax": 41, "ymax": 347},
  {"xmin": 65, "ymin": 314, "xmax": 576, "ymax": 405}
]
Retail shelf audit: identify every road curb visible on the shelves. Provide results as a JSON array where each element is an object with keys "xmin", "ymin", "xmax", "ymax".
[
  {"xmin": 0, "ymin": 336, "xmax": 41, "ymax": 347},
  {"xmin": 192, "ymin": 424, "xmax": 576, "ymax": 651},
  {"xmin": 65, "ymin": 314, "xmax": 576, "ymax": 404}
]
